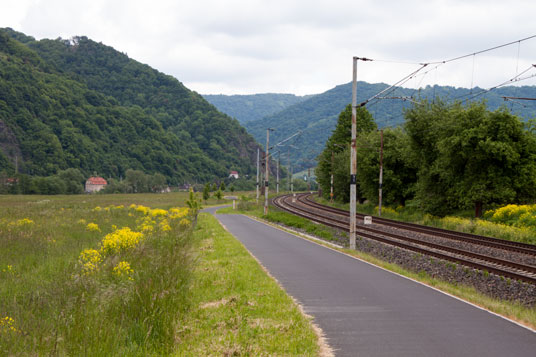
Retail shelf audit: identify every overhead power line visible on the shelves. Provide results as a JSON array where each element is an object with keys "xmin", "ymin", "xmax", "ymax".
[
  {"xmin": 357, "ymin": 35, "xmax": 536, "ymax": 110},
  {"xmin": 430, "ymin": 34, "xmax": 536, "ymax": 65},
  {"xmin": 358, "ymin": 35, "xmax": 536, "ymax": 67}
]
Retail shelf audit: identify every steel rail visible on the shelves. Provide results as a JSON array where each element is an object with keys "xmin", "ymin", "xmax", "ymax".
[
  {"xmin": 300, "ymin": 193, "xmax": 536, "ymax": 256},
  {"xmin": 273, "ymin": 194, "xmax": 536, "ymax": 285}
]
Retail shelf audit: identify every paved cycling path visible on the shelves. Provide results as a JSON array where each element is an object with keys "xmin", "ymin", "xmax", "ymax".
[{"xmin": 205, "ymin": 208, "xmax": 536, "ymax": 356}]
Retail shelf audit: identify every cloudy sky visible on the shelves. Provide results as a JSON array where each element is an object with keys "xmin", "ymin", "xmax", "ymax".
[{"xmin": 2, "ymin": 0, "xmax": 536, "ymax": 95}]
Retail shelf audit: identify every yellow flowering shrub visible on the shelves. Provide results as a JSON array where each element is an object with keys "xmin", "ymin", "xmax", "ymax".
[
  {"xmin": 101, "ymin": 227, "xmax": 144, "ymax": 255},
  {"xmin": 484, "ymin": 203, "xmax": 536, "ymax": 228},
  {"xmin": 169, "ymin": 207, "xmax": 189, "ymax": 220},
  {"xmin": 134, "ymin": 205, "xmax": 150, "ymax": 215},
  {"xmin": 140, "ymin": 224, "xmax": 154, "ymax": 233},
  {"xmin": 113, "ymin": 261, "xmax": 134, "ymax": 279},
  {"xmin": 79, "ymin": 249, "xmax": 102, "ymax": 275},
  {"xmin": 149, "ymin": 208, "xmax": 168, "ymax": 217},
  {"xmin": 9, "ymin": 218, "xmax": 34, "ymax": 227},
  {"xmin": 179, "ymin": 218, "xmax": 191, "ymax": 227},
  {"xmin": 1, "ymin": 316, "xmax": 19, "ymax": 333},
  {"xmin": 159, "ymin": 219, "xmax": 172, "ymax": 232},
  {"xmin": 86, "ymin": 223, "xmax": 101, "ymax": 232}
]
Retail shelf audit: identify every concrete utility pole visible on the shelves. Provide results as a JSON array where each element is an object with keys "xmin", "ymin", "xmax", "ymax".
[
  {"xmin": 307, "ymin": 167, "xmax": 311, "ymax": 191},
  {"xmin": 349, "ymin": 57, "xmax": 358, "ymax": 250},
  {"xmin": 330, "ymin": 150, "xmax": 334, "ymax": 202},
  {"xmin": 378, "ymin": 129, "xmax": 384, "ymax": 216},
  {"xmin": 276, "ymin": 152, "xmax": 280, "ymax": 194},
  {"xmin": 286, "ymin": 146, "xmax": 292, "ymax": 192},
  {"xmin": 264, "ymin": 128, "xmax": 272, "ymax": 215},
  {"xmin": 256, "ymin": 148, "xmax": 260, "ymax": 203}
]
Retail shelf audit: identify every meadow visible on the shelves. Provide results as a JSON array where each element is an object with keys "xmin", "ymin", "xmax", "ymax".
[
  {"xmin": 0, "ymin": 192, "xmax": 197, "ymax": 355},
  {"xmin": 0, "ymin": 192, "xmax": 320, "ymax": 355}
]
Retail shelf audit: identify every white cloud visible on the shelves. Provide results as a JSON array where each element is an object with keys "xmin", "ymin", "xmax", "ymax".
[{"xmin": 2, "ymin": 0, "xmax": 536, "ymax": 95}]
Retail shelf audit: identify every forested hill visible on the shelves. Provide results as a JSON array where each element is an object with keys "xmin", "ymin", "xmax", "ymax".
[
  {"xmin": 245, "ymin": 81, "xmax": 536, "ymax": 171},
  {"xmin": 0, "ymin": 28, "xmax": 260, "ymax": 184},
  {"xmin": 202, "ymin": 93, "xmax": 311, "ymax": 124}
]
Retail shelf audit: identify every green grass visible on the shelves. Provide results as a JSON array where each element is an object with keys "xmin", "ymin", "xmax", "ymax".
[
  {"xmin": 175, "ymin": 213, "xmax": 320, "ymax": 355},
  {"xmin": 0, "ymin": 193, "xmax": 194, "ymax": 355}
]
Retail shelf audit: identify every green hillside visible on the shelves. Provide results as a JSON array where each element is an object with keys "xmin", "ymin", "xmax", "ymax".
[
  {"xmin": 202, "ymin": 93, "xmax": 311, "ymax": 124},
  {"xmin": 0, "ymin": 28, "xmax": 260, "ymax": 185},
  {"xmin": 245, "ymin": 81, "xmax": 536, "ymax": 171}
]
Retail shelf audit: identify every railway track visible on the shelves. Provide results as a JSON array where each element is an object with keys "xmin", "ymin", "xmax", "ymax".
[
  {"xmin": 273, "ymin": 193, "xmax": 536, "ymax": 285},
  {"xmin": 301, "ymin": 194, "xmax": 536, "ymax": 256}
]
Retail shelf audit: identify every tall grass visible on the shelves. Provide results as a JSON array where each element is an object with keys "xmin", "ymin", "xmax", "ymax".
[{"xmin": 0, "ymin": 193, "xmax": 196, "ymax": 355}]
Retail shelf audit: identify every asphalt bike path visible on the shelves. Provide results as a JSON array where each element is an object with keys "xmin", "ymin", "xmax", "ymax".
[{"xmin": 205, "ymin": 207, "xmax": 536, "ymax": 356}]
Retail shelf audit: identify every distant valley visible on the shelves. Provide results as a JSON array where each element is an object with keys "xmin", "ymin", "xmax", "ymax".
[{"xmin": 206, "ymin": 82, "xmax": 536, "ymax": 172}]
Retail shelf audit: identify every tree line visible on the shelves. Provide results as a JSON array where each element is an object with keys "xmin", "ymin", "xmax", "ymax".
[
  {"xmin": 316, "ymin": 101, "xmax": 536, "ymax": 217},
  {"xmin": 0, "ymin": 169, "xmax": 170, "ymax": 195}
]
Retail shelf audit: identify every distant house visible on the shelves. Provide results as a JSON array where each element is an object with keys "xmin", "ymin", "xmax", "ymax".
[
  {"xmin": 85, "ymin": 176, "xmax": 107, "ymax": 193},
  {"xmin": 5, "ymin": 177, "xmax": 18, "ymax": 185},
  {"xmin": 229, "ymin": 171, "xmax": 239, "ymax": 179},
  {"xmin": 177, "ymin": 184, "xmax": 191, "ymax": 191}
]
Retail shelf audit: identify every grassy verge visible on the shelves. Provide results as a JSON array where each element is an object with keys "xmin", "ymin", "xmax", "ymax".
[
  {"xmin": 176, "ymin": 213, "xmax": 320, "ymax": 355},
  {"xmin": 222, "ymin": 196, "xmax": 536, "ymax": 330}
]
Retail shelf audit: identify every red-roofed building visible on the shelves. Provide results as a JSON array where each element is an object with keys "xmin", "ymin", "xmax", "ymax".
[
  {"xmin": 85, "ymin": 176, "xmax": 107, "ymax": 193},
  {"xmin": 229, "ymin": 170, "xmax": 239, "ymax": 179}
]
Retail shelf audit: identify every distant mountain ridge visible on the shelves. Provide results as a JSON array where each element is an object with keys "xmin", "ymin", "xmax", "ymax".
[
  {"xmin": 202, "ymin": 93, "xmax": 312, "ymax": 124},
  {"xmin": 244, "ymin": 81, "xmax": 536, "ymax": 171},
  {"xmin": 0, "ymin": 28, "xmax": 260, "ymax": 183}
]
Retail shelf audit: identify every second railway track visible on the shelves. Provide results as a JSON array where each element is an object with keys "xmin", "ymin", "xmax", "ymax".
[{"xmin": 273, "ymin": 193, "xmax": 536, "ymax": 285}]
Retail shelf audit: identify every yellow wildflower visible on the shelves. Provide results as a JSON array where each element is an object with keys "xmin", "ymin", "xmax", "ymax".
[
  {"xmin": 101, "ymin": 227, "xmax": 144, "ymax": 255},
  {"xmin": 135, "ymin": 205, "xmax": 150, "ymax": 215},
  {"xmin": 169, "ymin": 207, "xmax": 190, "ymax": 220},
  {"xmin": 16, "ymin": 218, "xmax": 34, "ymax": 226},
  {"xmin": 0, "ymin": 316, "xmax": 19, "ymax": 333},
  {"xmin": 77, "ymin": 219, "xmax": 87, "ymax": 225},
  {"xmin": 159, "ymin": 219, "xmax": 172, "ymax": 232},
  {"xmin": 79, "ymin": 249, "xmax": 102, "ymax": 274},
  {"xmin": 179, "ymin": 218, "xmax": 191, "ymax": 227},
  {"xmin": 149, "ymin": 208, "xmax": 168, "ymax": 217},
  {"xmin": 93, "ymin": 206, "xmax": 102, "ymax": 212},
  {"xmin": 86, "ymin": 223, "xmax": 101, "ymax": 232},
  {"xmin": 113, "ymin": 261, "xmax": 134, "ymax": 279}
]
